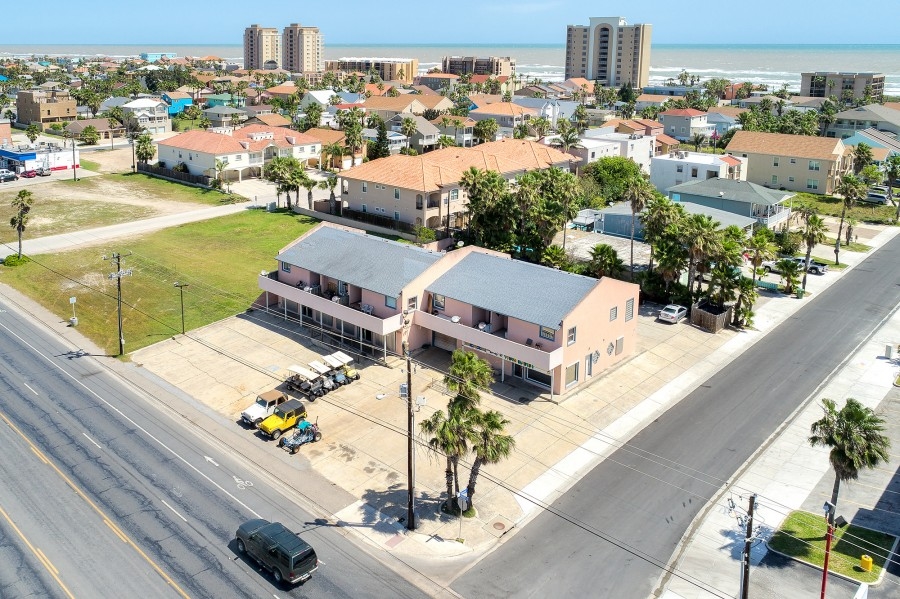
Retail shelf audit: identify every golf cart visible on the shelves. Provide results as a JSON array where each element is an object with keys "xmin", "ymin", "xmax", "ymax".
[
  {"xmin": 308, "ymin": 360, "xmax": 338, "ymax": 391},
  {"xmin": 285, "ymin": 364, "xmax": 327, "ymax": 399},
  {"xmin": 329, "ymin": 351, "xmax": 360, "ymax": 382}
]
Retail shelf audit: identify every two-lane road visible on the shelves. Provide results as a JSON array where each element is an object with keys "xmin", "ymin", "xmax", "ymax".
[
  {"xmin": 454, "ymin": 235, "xmax": 900, "ymax": 598},
  {"xmin": 0, "ymin": 300, "xmax": 431, "ymax": 598}
]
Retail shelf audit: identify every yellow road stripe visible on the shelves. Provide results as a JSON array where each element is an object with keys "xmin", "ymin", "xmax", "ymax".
[
  {"xmin": 30, "ymin": 446, "xmax": 49, "ymax": 465},
  {"xmin": 36, "ymin": 548, "xmax": 60, "ymax": 576},
  {"xmin": 104, "ymin": 519, "xmax": 129, "ymax": 544},
  {"xmin": 0, "ymin": 410, "xmax": 191, "ymax": 599},
  {"xmin": 0, "ymin": 504, "xmax": 75, "ymax": 599}
]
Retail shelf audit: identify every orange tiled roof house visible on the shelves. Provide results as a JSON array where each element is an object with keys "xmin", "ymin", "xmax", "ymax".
[{"xmin": 156, "ymin": 125, "xmax": 320, "ymax": 182}]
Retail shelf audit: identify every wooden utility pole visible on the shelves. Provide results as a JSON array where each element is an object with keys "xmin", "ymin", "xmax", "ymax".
[
  {"xmin": 104, "ymin": 252, "xmax": 132, "ymax": 356},
  {"xmin": 739, "ymin": 494, "xmax": 757, "ymax": 599}
]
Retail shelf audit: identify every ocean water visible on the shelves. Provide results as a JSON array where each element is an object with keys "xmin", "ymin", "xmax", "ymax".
[{"xmin": 2, "ymin": 43, "xmax": 898, "ymax": 94}]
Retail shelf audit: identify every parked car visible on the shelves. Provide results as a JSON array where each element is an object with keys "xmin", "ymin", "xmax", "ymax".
[
  {"xmin": 235, "ymin": 519, "xmax": 318, "ymax": 584},
  {"xmin": 861, "ymin": 192, "xmax": 890, "ymax": 205},
  {"xmin": 0, "ymin": 169, "xmax": 18, "ymax": 182},
  {"xmin": 658, "ymin": 304, "xmax": 687, "ymax": 324},
  {"xmin": 35, "ymin": 166, "xmax": 52, "ymax": 176},
  {"xmin": 762, "ymin": 256, "xmax": 828, "ymax": 275},
  {"xmin": 21, "ymin": 169, "xmax": 37, "ymax": 178},
  {"xmin": 258, "ymin": 399, "xmax": 307, "ymax": 440},
  {"xmin": 240, "ymin": 390, "xmax": 290, "ymax": 428}
]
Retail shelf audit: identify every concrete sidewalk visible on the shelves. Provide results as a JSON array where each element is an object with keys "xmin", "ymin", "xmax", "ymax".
[{"xmin": 0, "ymin": 199, "xmax": 255, "ymax": 260}]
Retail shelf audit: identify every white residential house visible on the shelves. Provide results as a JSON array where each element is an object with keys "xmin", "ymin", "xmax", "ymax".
[
  {"xmin": 566, "ymin": 137, "xmax": 619, "ymax": 168},
  {"xmin": 122, "ymin": 97, "xmax": 171, "ymax": 134},
  {"xmin": 363, "ymin": 127, "xmax": 407, "ymax": 154},
  {"xmin": 649, "ymin": 150, "xmax": 747, "ymax": 193},
  {"xmin": 582, "ymin": 130, "xmax": 655, "ymax": 173},
  {"xmin": 157, "ymin": 124, "xmax": 320, "ymax": 182}
]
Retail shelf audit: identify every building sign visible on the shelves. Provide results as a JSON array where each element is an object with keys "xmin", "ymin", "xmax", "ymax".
[{"xmin": 462, "ymin": 342, "xmax": 535, "ymax": 370}]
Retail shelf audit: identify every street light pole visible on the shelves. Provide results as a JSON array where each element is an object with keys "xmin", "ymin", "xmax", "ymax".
[
  {"xmin": 130, "ymin": 135, "xmax": 136, "ymax": 172},
  {"xmin": 174, "ymin": 282, "xmax": 189, "ymax": 335},
  {"xmin": 820, "ymin": 502, "xmax": 836, "ymax": 599}
]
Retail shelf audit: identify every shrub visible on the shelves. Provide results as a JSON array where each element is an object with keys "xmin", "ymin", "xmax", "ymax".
[{"xmin": 2, "ymin": 255, "xmax": 30, "ymax": 267}]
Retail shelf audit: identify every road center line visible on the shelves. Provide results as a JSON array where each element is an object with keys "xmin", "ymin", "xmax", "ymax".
[
  {"xmin": 23, "ymin": 382, "xmax": 38, "ymax": 395},
  {"xmin": 82, "ymin": 433, "xmax": 102, "ymax": 449},
  {"xmin": 0, "ymin": 504, "xmax": 75, "ymax": 599},
  {"xmin": 0, "ymin": 319, "xmax": 261, "ymax": 518},
  {"xmin": 161, "ymin": 500, "xmax": 188, "ymax": 523}
]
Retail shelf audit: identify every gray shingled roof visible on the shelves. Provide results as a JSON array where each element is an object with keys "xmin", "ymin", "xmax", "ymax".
[
  {"xmin": 835, "ymin": 104, "xmax": 900, "ymax": 128},
  {"xmin": 276, "ymin": 227, "xmax": 443, "ymax": 297},
  {"xmin": 426, "ymin": 252, "xmax": 598, "ymax": 330},
  {"xmin": 679, "ymin": 202, "xmax": 757, "ymax": 229},
  {"xmin": 667, "ymin": 178, "xmax": 794, "ymax": 206}
]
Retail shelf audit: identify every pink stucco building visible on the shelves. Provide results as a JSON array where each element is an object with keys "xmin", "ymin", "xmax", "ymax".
[{"xmin": 258, "ymin": 223, "xmax": 639, "ymax": 398}]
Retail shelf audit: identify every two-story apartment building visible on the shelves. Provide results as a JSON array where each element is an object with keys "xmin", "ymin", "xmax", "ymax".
[
  {"xmin": 649, "ymin": 151, "xmax": 747, "ymax": 193},
  {"xmin": 827, "ymin": 104, "xmax": 900, "ymax": 139},
  {"xmin": 122, "ymin": 98, "xmax": 171, "ymax": 134},
  {"xmin": 339, "ymin": 139, "xmax": 577, "ymax": 230},
  {"xmin": 582, "ymin": 130, "xmax": 655, "ymax": 173},
  {"xmin": 258, "ymin": 223, "xmax": 640, "ymax": 398},
  {"xmin": 725, "ymin": 130, "xmax": 852, "ymax": 195},
  {"xmin": 667, "ymin": 178, "xmax": 795, "ymax": 229},
  {"xmin": 16, "ymin": 89, "xmax": 77, "ymax": 128},
  {"xmin": 657, "ymin": 108, "xmax": 715, "ymax": 142},
  {"xmin": 161, "ymin": 90, "xmax": 193, "ymax": 116},
  {"xmin": 157, "ymin": 124, "xmax": 320, "ymax": 182},
  {"xmin": 468, "ymin": 102, "xmax": 537, "ymax": 139}
]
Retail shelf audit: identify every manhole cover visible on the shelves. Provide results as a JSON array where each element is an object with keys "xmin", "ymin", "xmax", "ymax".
[{"xmin": 493, "ymin": 522, "xmax": 506, "ymax": 531}]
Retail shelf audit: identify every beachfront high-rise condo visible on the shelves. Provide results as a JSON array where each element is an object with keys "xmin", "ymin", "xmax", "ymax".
[
  {"xmin": 565, "ymin": 16, "xmax": 652, "ymax": 89},
  {"xmin": 800, "ymin": 72, "xmax": 884, "ymax": 102},
  {"xmin": 324, "ymin": 58, "xmax": 419, "ymax": 84},
  {"xmin": 282, "ymin": 23, "xmax": 324, "ymax": 74},
  {"xmin": 440, "ymin": 56, "xmax": 516, "ymax": 78},
  {"xmin": 244, "ymin": 24, "xmax": 282, "ymax": 70}
]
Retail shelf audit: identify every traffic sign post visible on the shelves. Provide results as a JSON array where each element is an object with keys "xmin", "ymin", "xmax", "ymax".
[
  {"xmin": 69, "ymin": 296, "xmax": 77, "ymax": 326},
  {"xmin": 457, "ymin": 489, "xmax": 469, "ymax": 541}
]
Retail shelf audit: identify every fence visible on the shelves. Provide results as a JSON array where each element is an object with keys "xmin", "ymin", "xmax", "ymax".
[
  {"xmin": 137, "ymin": 163, "xmax": 213, "ymax": 187},
  {"xmin": 690, "ymin": 300, "xmax": 733, "ymax": 334}
]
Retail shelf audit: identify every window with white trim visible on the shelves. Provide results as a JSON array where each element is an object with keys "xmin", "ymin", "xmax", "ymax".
[
  {"xmin": 565, "ymin": 362, "xmax": 579, "ymax": 387},
  {"xmin": 281, "ymin": 262, "xmax": 291, "ymax": 273},
  {"xmin": 385, "ymin": 296, "xmax": 397, "ymax": 309},
  {"xmin": 432, "ymin": 294, "xmax": 445, "ymax": 310},
  {"xmin": 567, "ymin": 327, "xmax": 576, "ymax": 346},
  {"xmin": 539, "ymin": 326, "xmax": 555, "ymax": 341}
]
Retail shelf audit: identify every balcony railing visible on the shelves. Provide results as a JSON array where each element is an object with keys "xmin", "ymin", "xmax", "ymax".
[
  {"xmin": 259, "ymin": 274, "xmax": 404, "ymax": 336},
  {"xmin": 414, "ymin": 311, "xmax": 562, "ymax": 371}
]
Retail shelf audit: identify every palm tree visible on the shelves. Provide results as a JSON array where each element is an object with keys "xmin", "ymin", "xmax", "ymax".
[
  {"xmin": 466, "ymin": 410, "xmax": 515, "ymax": 508},
  {"xmin": 528, "ymin": 117, "xmax": 551, "ymax": 139},
  {"xmin": 541, "ymin": 244, "xmax": 569, "ymax": 270},
  {"xmin": 776, "ymin": 258, "xmax": 802, "ymax": 295},
  {"xmin": 551, "ymin": 120, "xmax": 582, "ymax": 155},
  {"xmin": 745, "ymin": 229, "xmax": 776, "ymax": 287},
  {"xmin": 437, "ymin": 135, "xmax": 456, "ymax": 149},
  {"xmin": 641, "ymin": 195, "xmax": 682, "ymax": 274},
  {"xmin": 321, "ymin": 141, "xmax": 344, "ymax": 171},
  {"xmin": 833, "ymin": 174, "xmax": 865, "ymax": 265},
  {"xmin": 680, "ymin": 214, "xmax": 722, "ymax": 297},
  {"xmin": 801, "ymin": 213, "xmax": 828, "ymax": 290},
  {"xmin": 852, "ymin": 143, "xmax": 873, "ymax": 175},
  {"xmin": 689, "ymin": 133, "xmax": 707, "ymax": 152},
  {"xmin": 296, "ymin": 169, "xmax": 317, "ymax": 210},
  {"xmin": 9, "ymin": 189, "xmax": 33, "ymax": 259},
  {"xmin": 214, "ymin": 158, "xmax": 229, "ymax": 192},
  {"xmin": 883, "ymin": 155, "xmax": 900, "ymax": 220},
  {"xmin": 622, "ymin": 178, "xmax": 655, "ymax": 282},
  {"xmin": 444, "ymin": 349, "xmax": 494, "ymax": 411},
  {"xmin": 655, "ymin": 239, "xmax": 687, "ymax": 298},
  {"xmin": 400, "ymin": 116, "xmax": 418, "ymax": 152},
  {"xmin": 318, "ymin": 176, "xmax": 339, "ymax": 214},
  {"xmin": 589, "ymin": 243, "xmax": 625, "ymax": 279},
  {"xmin": 420, "ymin": 406, "xmax": 471, "ymax": 513},
  {"xmin": 731, "ymin": 275, "xmax": 758, "ymax": 328},
  {"xmin": 809, "ymin": 398, "xmax": 890, "ymax": 589}
]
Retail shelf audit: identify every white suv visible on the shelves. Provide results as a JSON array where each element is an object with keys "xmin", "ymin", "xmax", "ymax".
[{"xmin": 240, "ymin": 390, "xmax": 290, "ymax": 428}]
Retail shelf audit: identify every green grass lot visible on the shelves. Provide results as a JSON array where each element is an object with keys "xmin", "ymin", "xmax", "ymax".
[
  {"xmin": 822, "ymin": 237, "xmax": 872, "ymax": 253},
  {"xmin": 0, "ymin": 175, "xmax": 238, "ymax": 243},
  {"xmin": 792, "ymin": 192, "xmax": 897, "ymax": 225},
  {"xmin": 80, "ymin": 158, "xmax": 102, "ymax": 172},
  {"xmin": 769, "ymin": 510, "xmax": 896, "ymax": 584},
  {"xmin": 0, "ymin": 211, "xmax": 319, "ymax": 355}
]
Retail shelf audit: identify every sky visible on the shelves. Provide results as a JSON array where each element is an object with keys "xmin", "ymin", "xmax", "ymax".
[{"xmin": 6, "ymin": 0, "xmax": 900, "ymax": 46}]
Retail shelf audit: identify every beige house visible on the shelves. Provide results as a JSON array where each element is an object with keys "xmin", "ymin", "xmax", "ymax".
[
  {"xmin": 432, "ymin": 115, "xmax": 476, "ymax": 147},
  {"xmin": 259, "ymin": 223, "xmax": 639, "ymax": 397},
  {"xmin": 725, "ymin": 131, "xmax": 852, "ymax": 195},
  {"xmin": 468, "ymin": 102, "xmax": 537, "ymax": 139},
  {"xmin": 16, "ymin": 90, "xmax": 77, "ymax": 128},
  {"xmin": 564, "ymin": 16, "xmax": 652, "ymax": 88},
  {"xmin": 338, "ymin": 139, "xmax": 577, "ymax": 231}
]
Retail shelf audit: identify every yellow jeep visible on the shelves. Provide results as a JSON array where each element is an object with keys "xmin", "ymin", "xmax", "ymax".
[{"xmin": 258, "ymin": 399, "xmax": 308, "ymax": 440}]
